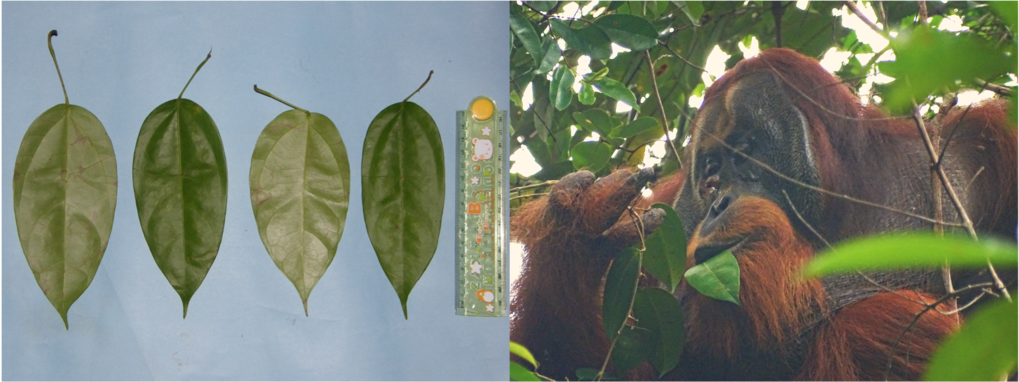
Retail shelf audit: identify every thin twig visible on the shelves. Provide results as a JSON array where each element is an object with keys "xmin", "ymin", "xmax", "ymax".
[
  {"xmin": 782, "ymin": 192, "xmax": 933, "ymax": 307},
  {"xmin": 844, "ymin": 1, "xmax": 888, "ymax": 39},
  {"xmin": 511, "ymin": 180, "xmax": 559, "ymax": 193},
  {"xmin": 782, "ymin": 190, "xmax": 833, "ymax": 248},
  {"xmin": 962, "ymin": 167, "xmax": 985, "ymax": 193},
  {"xmin": 908, "ymin": 103, "xmax": 1011, "ymax": 301},
  {"xmin": 973, "ymin": 79, "xmax": 1014, "ymax": 97},
  {"xmin": 645, "ymin": 50, "xmax": 683, "ymax": 169},
  {"xmin": 912, "ymin": 102, "xmax": 955, "ymax": 299},
  {"xmin": 510, "ymin": 193, "xmax": 550, "ymax": 202},
  {"xmin": 703, "ymin": 132, "xmax": 965, "ymax": 227},
  {"xmin": 596, "ymin": 206, "xmax": 647, "ymax": 381},
  {"xmin": 657, "ymin": 42, "xmax": 707, "ymax": 72},
  {"xmin": 883, "ymin": 283, "xmax": 993, "ymax": 380},
  {"xmin": 760, "ymin": 57, "xmax": 908, "ymax": 122}
]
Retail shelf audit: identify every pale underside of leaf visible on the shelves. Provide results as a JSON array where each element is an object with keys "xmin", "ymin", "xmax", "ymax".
[
  {"xmin": 134, "ymin": 98, "xmax": 227, "ymax": 318},
  {"xmin": 684, "ymin": 251, "xmax": 741, "ymax": 305},
  {"xmin": 250, "ymin": 110, "xmax": 350, "ymax": 314},
  {"xmin": 13, "ymin": 104, "xmax": 117, "ymax": 329},
  {"xmin": 362, "ymin": 101, "xmax": 444, "ymax": 319}
]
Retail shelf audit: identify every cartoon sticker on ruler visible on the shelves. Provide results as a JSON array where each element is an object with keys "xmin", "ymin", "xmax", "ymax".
[{"xmin": 472, "ymin": 138, "xmax": 492, "ymax": 161}]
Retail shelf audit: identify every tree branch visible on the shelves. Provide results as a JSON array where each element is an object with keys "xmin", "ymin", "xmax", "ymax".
[{"xmin": 645, "ymin": 50, "xmax": 683, "ymax": 169}]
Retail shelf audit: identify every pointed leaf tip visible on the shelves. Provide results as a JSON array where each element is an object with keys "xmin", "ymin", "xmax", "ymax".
[
  {"xmin": 363, "ymin": 100, "xmax": 444, "ymax": 319},
  {"xmin": 15, "ymin": 104, "xmax": 116, "ymax": 333},
  {"xmin": 303, "ymin": 300, "xmax": 309, "ymax": 317},
  {"xmin": 250, "ymin": 110, "xmax": 349, "ymax": 315}
]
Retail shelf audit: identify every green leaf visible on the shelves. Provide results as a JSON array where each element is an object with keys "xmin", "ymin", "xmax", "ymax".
[
  {"xmin": 676, "ymin": 1, "xmax": 704, "ymax": 25},
  {"xmin": 582, "ymin": 67, "xmax": 610, "ymax": 84},
  {"xmin": 610, "ymin": 117, "xmax": 659, "ymax": 139},
  {"xmin": 510, "ymin": 362, "xmax": 541, "ymax": 382},
  {"xmin": 250, "ymin": 88, "xmax": 350, "ymax": 317},
  {"xmin": 363, "ymin": 74, "xmax": 444, "ymax": 319},
  {"xmin": 14, "ymin": 103, "xmax": 118, "ymax": 329},
  {"xmin": 593, "ymin": 14, "xmax": 659, "ymax": 51},
  {"xmin": 510, "ymin": 342, "xmax": 539, "ymax": 369},
  {"xmin": 684, "ymin": 250, "xmax": 740, "ymax": 305},
  {"xmin": 802, "ymin": 233, "xmax": 1018, "ymax": 278},
  {"xmin": 990, "ymin": 2, "xmax": 1017, "ymax": 31},
  {"xmin": 551, "ymin": 19, "xmax": 613, "ymax": 60},
  {"xmin": 611, "ymin": 325, "xmax": 651, "ymax": 373},
  {"xmin": 550, "ymin": 65, "xmax": 575, "ymax": 111},
  {"xmin": 579, "ymin": 83, "xmax": 596, "ymax": 105},
  {"xmin": 134, "ymin": 53, "xmax": 226, "ymax": 318},
  {"xmin": 536, "ymin": 37, "xmax": 563, "ymax": 75},
  {"xmin": 633, "ymin": 288, "xmax": 684, "ymax": 377},
  {"xmin": 572, "ymin": 109, "xmax": 617, "ymax": 137},
  {"xmin": 923, "ymin": 295, "xmax": 1018, "ymax": 381},
  {"xmin": 603, "ymin": 0, "xmax": 627, "ymax": 10},
  {"xmin": 881, "ymin": 27, "xmax": 1013, "ymax": 111},
  {"xmin": 594, "ymin": 77, "xmax": 641, "ymax": 113},
  {"xmin": 13, "ymin": 31, "xmax": 117, "ymax": 329},
  {"xmin": 510, "ymin": 11, "xmax": 544, "ymax": 68},
  {"xmin": 602, "ymin": 247, "xmax": 641, "ymax": 340},
  {"xmin": 526, "ymin": 1, "xmax": 557, "ymax": 12},
  {"xmin": 641, "ymin": 203, "xmax": 687, "ymax": 293},
  {"xmin": 571, "ymin": 141, "xmax": 614, "ymax": 172}
]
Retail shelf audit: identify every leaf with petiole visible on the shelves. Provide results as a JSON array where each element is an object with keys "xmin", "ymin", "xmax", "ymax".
[
  {"xmin": 13, "ymin": 30, "xmax": 118, "ymax": 329},
  {"xmin": 133, "ymin": 51, "xmax": 227, "ymax": 319},
  {"xmin": 249, "ymin": 85, "xmax": 351, "ymax": 316},
  {"xmin": 363, "ymin": 71, "xmax": 445, "ymax": 319}
]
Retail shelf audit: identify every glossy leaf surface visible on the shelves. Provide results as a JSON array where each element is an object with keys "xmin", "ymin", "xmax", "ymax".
[
  {"xmin": 641, "ymin": 203, "xmax": 686, "ymax": 293},
  {"xmin": 592, "ymin": 14, "xmax": 659, "ymax": 51},
  {"xmin": 13, "ymin": 104, "xmax": 118, "ymax": 328},
  {"xmin": 602, "ymin": 247, "xmax": 640, "ymax": 340},
  {"xmin": 611, "ymin": 325, "xmax": 651, "ymax": 373},
  {"xmin": 571, "ymin": 141, "xmax": 613, "ymax": 172},
  {"xmin": 550, "ymin": 66, "xmax": 575, "ymax": 111},
  {"xmin": 250, "ymin": 109, "xmax": 350, "ymax": 315},
  {"xmin": 363, "ymin": 100, "xmax": 444, "ymax": 319},
  {"xmin": 632, "ymin": 287, "xmax": 684, "ymax": 377},
  {"xmin": 684, "ymin": 250, "xmax": 740, "ymax": 305},
  {"xmin": 134, "ymin": 97, "xmax": 227, "ymax": 318},
  {"xmin": 593, "ymin": 77, "xmax": 641, "ymax": 113},
  {"xmin": 550, "ymin": 19, "xmax": 612, "ymax": 60}
]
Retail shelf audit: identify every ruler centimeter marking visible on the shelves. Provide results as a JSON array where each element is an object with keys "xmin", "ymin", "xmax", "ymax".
[{"xmin": 455, "ymin": 96, "xmax": 508, "ymax": 317}]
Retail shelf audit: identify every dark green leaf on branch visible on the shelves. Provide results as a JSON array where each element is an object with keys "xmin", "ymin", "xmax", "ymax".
[
  {"xmin": 633, "ymin": 287, "xmax": 684, "ymax": 377},
  {"xmin": 602, "ymin": 247, "xmax": 641, "ymax": 340},
  {"xmin": 641, "ymin": 203, "xmax": 687, "ymax": 293},
  {"xmin": 593, "ymin": 14, "xmax": 660, "ymax": 51}
]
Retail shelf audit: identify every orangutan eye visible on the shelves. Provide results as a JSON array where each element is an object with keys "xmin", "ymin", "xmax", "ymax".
[{"xmin": 702, "ymin": 155, "xmax": 720, "ymax": 178}]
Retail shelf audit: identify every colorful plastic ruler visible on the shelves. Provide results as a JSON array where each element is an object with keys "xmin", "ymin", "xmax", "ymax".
[{"xmin": 455, "ymin": 96, "xmax": 508, "ymax": 317}]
